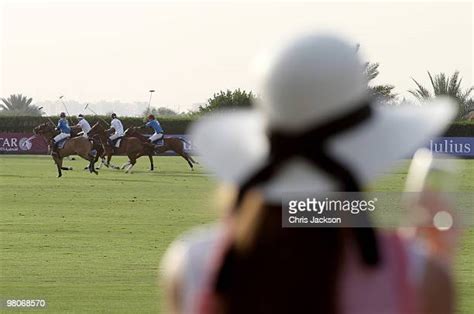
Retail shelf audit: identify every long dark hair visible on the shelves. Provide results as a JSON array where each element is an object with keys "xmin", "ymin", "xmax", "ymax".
[
  {"xmin": 214, "ymin": 201, "xmax": 345, "ymax": 313},
  {"xmin": 210, "ymin": 101, "xmax": 380, "ymax": 313}
]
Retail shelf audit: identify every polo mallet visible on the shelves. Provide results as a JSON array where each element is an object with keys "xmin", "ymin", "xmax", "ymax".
[
  {"xmin": 46, "ymin": 117, "xmax": 56, "ymax": 127},
  {"xmin": 59, "ymin": 96, "xmax": 71, "ymax": 116},
  {"xmin": 43, "ymin": 113, "xmax": 56, "ymax": 152},
  {"xmin": 39, "ymin": 106, "xmax": 56, "ymax": 127},
  {"xmin": 84, "ymin": 103, "xmax": 109, "ymax": 125},
  {"xmin": 147, "ymin": 89, "xmax": 156, "ymax": 114},
  {"xmin": 59, "ymin": 95, "xmax": 78, "ymax": 125},
  {"xmin": 36, "ymin": 106, "xmax": 54, "ymax": 129}
]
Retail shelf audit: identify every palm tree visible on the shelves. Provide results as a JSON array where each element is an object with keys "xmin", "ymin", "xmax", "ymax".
[
  {"xmin": 365, "ymin": 62, "xmax": 397, "ymax": 101},
  {"xmin": 356, "ymin": 44, "xmax": 397, "ymax": 101},
  {"xmin": 0, "ymin": 94, "xmax": 43, "ymax": 116},
  {"xmin": 409, "ymin": 71, "xmax": 474, "ymax": 119}
]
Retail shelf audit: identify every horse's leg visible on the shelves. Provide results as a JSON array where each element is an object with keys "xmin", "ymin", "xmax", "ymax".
[
  {"xmin": 110, "ymin": 160, "xmax": 120, "ymax": 170},
  {"xmin": 89, "ymin": 157, "xmax": 98, "ymax": 175},
  {"xmin": 107, "ymin": 153, "xmax": 119, "ymax": 169},
  {"xmin": 99, "ymin": 150, "xmax": 108, "ymax": 168},
  {"xmin": 143, "ymin": 145, "xmax": 155, "ymax": 171},
  {"xmin": 102, "ymin": 146, "xmax": 113, "ymax": 168},
  {"xmin": 188, "ymin": 155, "xmax": 199, "ymax": 164},
  {"xmin": 90, "ymin": 149, "xmax": 100, "ymax": 170},
  {"xmin": 53, "ymin": 156, "xmax": 63, "ymax": 177},
  {"xmin": 125, "ymin": 163, "xmax": 134, "ymax": 173},
  {"xmin": 120, "ymin": 142, "xmax": 134, "ymax": 170},
  {"xmin": 77, "ymin": 149, "xmax": 98, "ymax": 175},
  {"xmin": 170, "ymin": 142, "xmax": 194, "ymax": 170},
  {"xmin": 176, "ymin": 151, "xmax": 194, "ymax": 170},
  {"xmin": 97, "ymin": 151, "xmax": 107, "ymax": 169},
  {"xmin": 57, "ymin": 143, "xmax": 76, "ymax": 172},
  {"xmin": 120, "ymin": 160, "xmax": 131, "ymax": 170},
  {"xmin": 181, "ymin": 151, "xmax": 198, "ymax": 168},
  {"xmin": 92, "ymin": 150, "xmax": 103, "ymax": 170},
  {"xmin": 77, "ymin": 152, "xmax": 92, "ymax": 171},
  {"xmin": 87, "ymin": 150, "xmax": 99, "ymax": 175},
  {"xmin": 184, "ymin": 154, "xmax": 194, "ymax": 170},
  {"xmin": 125, "ymin": 154, "xmax": 137, "ymax": 174},
  {"xmin": 130, "ymin": 150, "xmax": 150, "ymax": 170},
  {"xmin": 78, "ymin": 153, "xmax": 97, "ymax": 175},
  {"xmin": 60, "ymin": 152, "xmax": 73, "ymax": 170},
  {"xmin": 148, "ymin": 154, "xmax": 154, "ymax": 171},
  {"xmin": 98, "ymin": 155, "xmax": 107, "ymax": 169}
]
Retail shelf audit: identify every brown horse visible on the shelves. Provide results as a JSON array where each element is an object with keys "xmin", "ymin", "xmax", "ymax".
[
  {"xmin": 33, "ymin": 122, "xmax": 98, "ymax": 177},
  {"xmin": 88, "ymin": 122, "xmax": 153, "ymax": 173},
  {"xmin": 68, "ymin": 125, "xmax": 106, "ymax": 169},
  {"xmin": 124, "ymin": 127, "xmax": 198, "ymax": 170}
]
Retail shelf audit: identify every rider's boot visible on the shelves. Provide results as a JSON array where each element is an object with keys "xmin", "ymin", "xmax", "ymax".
[{"xmin": 51, "ymin": 141, "xmax": 59, "ymax": 157}]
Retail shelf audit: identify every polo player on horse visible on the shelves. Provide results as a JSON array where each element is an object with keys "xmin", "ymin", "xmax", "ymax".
[
  {"xmin": 72, "ymin": 114, "xmax": 92, "ymax": 138},
  {"xmin": 106, "ymin": 113, "xmax": 124, "ymax": 148},
  {"xmin": 52, "ymin": 112, "xmax": 71, "ymax": 154},
  {"xmin": 145, "ymin": 114, "xmax": 165, "ymax": 145}
]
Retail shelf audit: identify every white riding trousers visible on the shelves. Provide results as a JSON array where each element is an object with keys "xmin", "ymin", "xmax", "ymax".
[
  {"xmin": 54, "ymin": 133, "xmax": 71, "ymax": 143},
  {"xmin": 149, "ymin": 133, "xmax": 164, "ymax": 142}
]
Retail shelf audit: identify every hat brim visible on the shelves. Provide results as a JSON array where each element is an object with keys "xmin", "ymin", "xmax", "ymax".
[{"xmin": 190, "ymin": 98, "xmax": 456, "ymax": 199}]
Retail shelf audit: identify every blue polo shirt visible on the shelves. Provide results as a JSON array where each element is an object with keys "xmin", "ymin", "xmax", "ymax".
[
  {"xmin": 146, "ymin": 119, "xmax": 164, "ymax": 133},
  {"xmin": 57, "ymin": 118, "xmax": 71, "ymax": 134}
]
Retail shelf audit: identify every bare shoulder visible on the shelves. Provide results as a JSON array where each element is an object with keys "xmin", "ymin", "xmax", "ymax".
[
  {"xmin": 161, "ymin": 225, "xmax": 221, "ymax": 274},
  {"xmin": 160, "ymin": 224, "xmax": 223, "ymax": 314}
]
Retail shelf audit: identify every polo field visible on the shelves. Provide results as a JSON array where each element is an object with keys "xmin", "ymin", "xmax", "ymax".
[{"xmin": 0, "ymin": 155, "xmax": 473, "ymax": 313}]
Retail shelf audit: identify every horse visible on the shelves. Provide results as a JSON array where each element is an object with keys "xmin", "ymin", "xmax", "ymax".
[
  {"xmin": 33, "ymin": 122, "xmax": 98, "ymax": 177},
  {"xmin": 87, "ymin": 122, "xmax": 153, "ymax": 173},
  {"xmin": 67, "ymin": 125, "xmax": 106, "ymax": 170},
  {"xmin": 124, "ymin": 127, "xmax": 198, "ymax": 170}
]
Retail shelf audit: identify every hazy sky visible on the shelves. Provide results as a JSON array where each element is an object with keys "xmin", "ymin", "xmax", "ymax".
[{"xmin": 1, "ymin": 0, "xmax": 472, "ymax": 115}]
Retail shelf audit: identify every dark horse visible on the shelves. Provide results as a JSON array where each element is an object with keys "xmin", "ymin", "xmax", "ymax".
[
  {"xmin": 88, "ymin": 122, "xmax": 154, "ymax": 173},
  {"xmin": 33, "ymin": 122, "xmax": 98, "ymax": 177},
  {"xmin": 124, "ymin": 127, "xmax": 198, "ymax": 170}
]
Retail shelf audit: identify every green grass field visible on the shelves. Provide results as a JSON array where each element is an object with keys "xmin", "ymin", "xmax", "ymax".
[{"xmin": 0, "ymin": 155, "xmax": 473, "ymax": 313}]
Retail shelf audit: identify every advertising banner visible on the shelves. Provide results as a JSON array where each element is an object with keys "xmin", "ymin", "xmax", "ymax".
[
  {"xmin": 427, "ymin": 137, "xmax": 474, "ymax": 157},
  {"xmin": 0, "ymin": 133, "xmax": 193, "ymax": 155},
  {"xmin": 0, "ymin": 133, "xmax": 49, "ymax": 154},
  {"xmin": 0, "ymin": 133, "xmax": 472, "ymax": 157}
]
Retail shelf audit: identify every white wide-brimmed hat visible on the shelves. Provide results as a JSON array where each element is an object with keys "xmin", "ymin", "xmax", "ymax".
[{"xmin": 191, "ymin": 33, "xmax": 456, "ymax": 202}]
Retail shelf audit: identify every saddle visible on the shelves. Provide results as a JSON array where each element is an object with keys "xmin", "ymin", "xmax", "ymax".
[
  {"xmin": 109, "ymin": 137, "xmax": 123, "ymax": 148},
  {"xmin": 151, "ymin": 138, "xmax": 165, "ymax": 146},
  {"xmin": 56, "ymin": 137, "xmax": 69, "ymax": 149}
]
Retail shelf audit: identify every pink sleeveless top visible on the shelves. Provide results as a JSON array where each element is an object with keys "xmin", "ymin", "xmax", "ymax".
[
  {"xmin": 339, "ymin": 232, "xmax": 417, "ymax": 314},
  {"xmin": 194, "ymin": 230, "xmax": 418, "ymax": 314}
]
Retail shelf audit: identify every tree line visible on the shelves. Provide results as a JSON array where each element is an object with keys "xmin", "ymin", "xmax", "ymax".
[{"xmin": 2, "ymin": 62, "xmax": 473, "ymax": 120}]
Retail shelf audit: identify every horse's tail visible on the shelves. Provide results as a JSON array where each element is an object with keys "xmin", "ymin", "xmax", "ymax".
[{"xmin": 176, "ymin": 137, "xmax": 198, "ymax": 164}]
